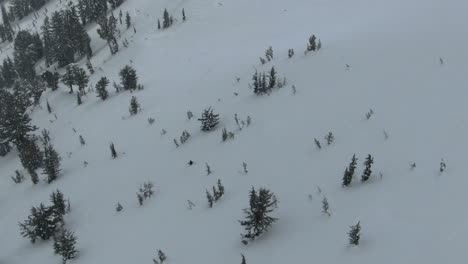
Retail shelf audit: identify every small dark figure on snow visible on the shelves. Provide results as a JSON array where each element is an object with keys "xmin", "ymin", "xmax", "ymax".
[{"xmin": 188, "ymin": 160, "xmax": 194, "ymax": 166}]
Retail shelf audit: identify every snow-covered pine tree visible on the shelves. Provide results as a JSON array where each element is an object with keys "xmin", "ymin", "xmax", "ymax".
[
  {"xmin": 163, "ymin": 9, "xmax": 171, "ymax": 28},
  {"xmin": 53, "ymin": 228, "xmax": 78, "ymax": 264},
  {"xmin": 268, "ymin": 66, "xmax": 276, "ymax": 89},
  {"xmin": 342, "ymin": 168, "xmax": 352, "ymax": 187},
  {"xmin": 198, "ymin": 107, "xmax": 220, "ymax": 131},
  {"xmin": 50, "ymin": 189, "xmax": 67, "ymax": 216},
  {"xmin": 97, "ymin": 14, "xmax": 119, "ymax": 54},
  {"xmin": 43, "ymin": 143, "xmax": 62, "ymax": 184},
  {"xmin": 307, "ymin": 35, "xmax": 317, "ymax": 52},
  {"xmin": 240, "ymin": 187, "xmax": 278, "ymax": 243},
  {"xmin": 129, "ymin": 96, "xmax": 140, "ymax": 115},
  {"xmin": 322, "ymin": 197, "xmax": 330, "ymax": 216},
  {"xmin": 348, "ymin": 221, "xmax": 361, "ymax": 246},
  {"xmin": 361, "ymin": 154, "xmax": 373, "ymax": 182},
  {"xmin": 96, "ymin": 76, "xmax": 110, "ymax": 100},
  {"xmin": 265, "ymin": 46, "xmax": 273, "ymax": 61},
  {"xmin": 119, "ymin": 65, "xmax": 138, "ymax": 91},
  {"xmin": 206, "ymin": 190, "xmax": 214, "ymax": 208}
]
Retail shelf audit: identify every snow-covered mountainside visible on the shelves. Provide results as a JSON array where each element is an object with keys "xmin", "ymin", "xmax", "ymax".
[{"xmin": 1, "ymin": 0, "xmax": 468, "ymax": 263}]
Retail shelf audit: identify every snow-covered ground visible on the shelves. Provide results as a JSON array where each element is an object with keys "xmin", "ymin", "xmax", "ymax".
[{"xmin": 1, "ymin": 0, "xmax": 468, "ymax": 263}]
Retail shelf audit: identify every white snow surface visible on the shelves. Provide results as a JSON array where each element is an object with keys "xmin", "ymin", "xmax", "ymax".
[{"xmin": 1, "ymin": 0, "xmax": 468, "ymax": 263}]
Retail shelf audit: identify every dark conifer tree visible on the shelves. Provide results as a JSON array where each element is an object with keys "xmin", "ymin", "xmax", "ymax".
[
  {"xmin": 75, "ymin": 68, "xmax": 89, "ymax": 93},
  {"xmin": 53, "ymin": 228, "xmax": 78, "ymax": 264},
  {"xmin": 241, "ymin": 254, "xmax": 246, "ymax": 264},
  {"xmin": 19, "ymin": 203, "xmax": 63, "ymax": 243},
  {"xmin": 50, "ymin": 190, "xmax": 67, "ymax": 216},
  {"xmin": 13, "ymin": 30, "xmax": 38, "ymax": 80},
  {"xmin": 1, "ymin": 4, "xmax": 14, "ymax": 42},
  {"xmin": 240, "ymin": 187, "xmax": 278, "ymax": 243},
  {"xmin": 182, "ymin": 8, "xmax": 186, "ymax": 21},
  {"xmin": 307, "ymin": 35, "xmax": 317, "ymax": 51},
  {"xmin": 268, "ymin": 67, "xmax": 276, "ymax": 89},
  {"xmin": 42, "ymin": 70, "xmax": 60, "ymax": 91},
  {"xmin": 2, "ymin": 57, "xmax": 17, "ymax": 87},
  {"xmin": 162, "ymin": 9, "xmax": 171, "ymax": 28},
  {"xmin": 86, "ymin": 60, "xmax": 94, "ymax": 75},
  {"xmin": 96, "ymin": 76, "xmax": 110, "ymax": 100},
  {"xmin": 361, "ymin": 154, "xmax": 373, "ymax": 182},
  {"xmin": 62, "ymin": 64, "xmax": 79, "ymax": 94},
  {"xmin": 119, "ymin": 65, "xmax": 138, "ymax": 90},
  {"xmin": 43, "ymin": 143, "xmax": 62, "ymax": 183},
  {"xmin": 97, "ymin": 14, "xmax": 119, "ymax": 54},
  {"xmin": 157, "ymin": 19, "xmax": 161, "ymax": 29},
  {"xmin": 198, "ymin": 107, "xmax": 219, "ymax": 131},
  {"xmin": 76, "ymin": 92, "xmax": 82, "ymax": 105},
  {"xmin": 129, "ymin": 96, "xmax": 140, "ymax": 115},
  {"xmin": 348, "ymin": 221, "xmax": 361, "ymax": 246},
  {"xmin": 342, "ymin": 168, "xmax": 352, "ymax": 187}
]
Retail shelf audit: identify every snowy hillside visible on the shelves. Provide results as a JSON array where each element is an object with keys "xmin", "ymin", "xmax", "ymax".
[{"xmin": 1, "ymin": 0, "xmax": 468, "ymax": 263}]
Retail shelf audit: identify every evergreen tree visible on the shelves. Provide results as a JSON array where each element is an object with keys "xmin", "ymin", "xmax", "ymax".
[
  {"xmin": 96, "ymin": 76, "xmax": 109, "ymax": 100},
  {"xmin": 75, "ymin": 67, "xmax": 89, "ymax": 93},
  {"xmin": 13, "ymin": 30, "xmax": 39, "ymax": 80},
  {"xmin": 348, "ymin": 221, "xmax": 361, "ymax": 246},
  {"xmin": 268, "ymin": 66, "xmax": 276, "ymax": 89},
  {"xmin": 0, "ymin": 92, "xmax": 37, "ymax": 145},
  {"xmin": 265, "ymin": 46, "xmax": 273, "ymax": 61},
  {"xmin": 348, "ymin": 154, "xmax": 358, "ymax": 176},
  {"xmin": 240, "ymin": 187, "xmax": 278, "ymax": 243},
  {"xmin": 79, "ymin": 135, "xmax": 86, "ymax": 146},
  {"xmin": 86, "ymin": 60, "xmax": 94, "ymax": 75},
  {"xmin": 361, "ymin": 154, "xmax": 373, "ymax": 182},
  {"xmin": 97, "ymin": 14, "xmax": 119, "ymax": 54},
  {"xmin": 342, "ymin": 168, "xmax": 352, "ymax": 187},
  {"xmin": 307, "ymin": 35, "xmax": 317, "ymax": 51},
  {"xmin": 19, "ymin": 203, "xmax": 63, "ymax": 243},
  {"xmin": 182, "ymin": 8, "xmax": 186, "ymax": 21},
  {"xmin": 1, "ymin": 4, "xmax": 14, "ymax": 42},
  {"xmin": 206, "ymin": 190, "xmax": 214, "ymax": 208},
  {"xmin": 53, "ymin": 228, "xmax": 78, "ymax": 264},
  {"xmin": 241, "ymin": 254, "xmax": 246, "ymax": 264},
  {"xmin": 198, "ymin": 107, "xmax": 219, "ymax": 131},
  {"xmin": 42, "ymin": 70, "xmax": 60, "ymax": 91},
  {"xmin": 162, "ymin": 9, "xmax": 171, "ymax": 28},
  {"xmin": 157, "ymin": 19, "xmax": 161, "ymax": 29},
  {"xmin": 42, "ymin": 16, "xmax": 54, "ymax": 66},
  {"xmin": 43, "ymin": 143, "xmax": 62, "ymax": 183},
  {"xmin": 129, "ymin": 96, "xmax": 140, "ymax": 115},
  {"xmin": 119, "ymin": 65, "xmax": 138, "ymax": 90},
  {"xmin": 62, "ymin": 64, "xmax": 79, "ymax": 94},
  {"xmin": 325, "ymin": 132, "xmax": 334, "ymax": 145},
  {"xmin": 50, "ymin": 189, "xmax": 67, "ymax": 216},
  {"xmin": 2, "ymin": 57, "xmax": 17, "ymax": 87}
]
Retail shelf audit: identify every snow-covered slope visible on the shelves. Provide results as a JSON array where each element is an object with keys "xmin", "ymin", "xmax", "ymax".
[{"xmin": 1, "ymin": 0, "xmax": 468, "ymax": 263}]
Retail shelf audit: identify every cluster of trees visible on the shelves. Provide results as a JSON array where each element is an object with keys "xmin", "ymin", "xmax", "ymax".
[
  {"xmin": 252, "ymin": 67, "xmax": 280, "ymax": 95},
  {"xmin": 342, "ymin": 154, "xmax": 374, "ymax": 187},
  {"xmin": 206, "ymin": 179, "xmax": 225, "ymax": 208},
  {"xmin": 19, "ymin": 190, "xmax": 78, "ymax": 263}
]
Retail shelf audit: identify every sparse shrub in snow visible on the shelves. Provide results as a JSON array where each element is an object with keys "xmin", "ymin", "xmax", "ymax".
[
  {"xmin": 342, "ymin": 168, "xmax": 353, "ymax": 187},
  {"xmin": 198, "ymin": 107, "xmax": 220, "ymax": 131},
  {"xmin": 40, "ymin": 129, "xmax": 51, "ymax": 146},
  {"xmin": 161, "ymin": 129, "xmax": 167, "ymax": 135},
  {"xmin": 222, "ymin": 128, "xmax": 235, "ymax": 142},
  {"xmin": 365, "ymin": 108, "xmax": 374, "ymax": 120},
  {"xmin": 348, "ymin": 221, "xmax": 361, "ymax": 246},
  {"xmin": 322, "ymin": 197, "xmax": 331, "ymax": 217},
  {"xmin": 410, "ymin": 162, "xmax": 416, "ymax": 170},
  {"xmin": 116, "ymin": 202, "xmax": 123, "ymax": 212},
  {"xmin": 440, "ymin": 159, "xmax": 446, "ymax": 173},
  {"xmin": 241, "ymin": 254, "xmax": 246, "ymax": 264},
  {"xmin": 137, "ymin": 181, "xmax": 154, "ymax": 206},
  {"xmin": 314, "ymin": 138, "xmax": 321, "ymax": 149},
  {"xmin": 324, "ymin": 132, "xmax": 334, "ymax": 145},
  {"xmin": 110, "ymin": 142, "xmax": 118, "ymax": 159},
  {"xmin": 119, "ymin": 65, "xmax": 138, "ymax": 91},
  {"xmin": 206, "ymin": 190, "xmax": 214, "ymax": 208},
  {"xmin": 148, "ymin": 117, "xmax": 156, "ymax": 125},
  {"xmin": 157, "ymin": 19, "xmax": 161, "ymax": 29},
  {"xmin": 182, "ymin": 8, "xmax": 186, "ymax": 21},
  {"xmin": 173, "ymin": 138, "xmax": 180, "ymax": 147},
  {"xmin": 187, "ymin": 200, "xmax": 195, "ymax": 210},
  {"xmin": 96, "ymin": 76, "xmax": 110, "ymax": 100},
  {"xmin": 153, "ymin": 249, "xmax": 167, "ymax": 264},
  {"xmin": 187, "ymin": 111, "xmax": 194, "ymax": 120},
  {"xmin": 240, "ymin": 187, "xmax": 278, "ymax": 243},
  {"xmin": 11, "ymin": 170, "xmax": 25, "ymax": 183},
  {"xmin": 206, "ymin": 163, "xmax": 212, "ymax": 175},
  {"xmin": 43, "ymin": 143, "xmax": 62, "ymax": 184},
  {"xmin": 361, "ymin": 154, "xmax": 374, "ymax": 182},
  {"xmin": 242, "ymin": 162, "xmax": 248, "ymax": 174},
  {"xmin": 383, "ymin": 130, "xmax": 389, "ymax": 140},
  {"xmin": 46, "ymin": 100, "xmax": 52, "ymax": 113},
  {"xmin": 126, "ymin": 12, "xmax": 132, "ymax": 29},
  {"xmin": 246, "ymin": 116, "xmax": 252, "ymax": 126},
  {"xmin": 288, "ymin": 48, "xmax": 294, "ymax": 58},
  {"xmin": 317, "ymin": 39, "xmax": 322, "ymax": 50},
  {"xmin": 79, "ymin": 135, "xmax": 86, "ymax": 146},
  {"xmin": 53, "ymin": 228, "xmax": 78, "ymax": 264},
  {"xmin": 76, "ymin": 93, "xmax": 82, "ymax": 105},
  {"xmin": 343, "ymin": 155, "xmax": 357, "ymax": 187},
  {"xmin": 259, "ymin": 57, "xmax": 266, "ymax": 65},
  {"xmin": 265, "ymin": 46, "xmax": 274, "ymax": 61},
  {"xmin": 180, "ymin": 130, "xmax": 191, "ymax": 144},
  {"xmin": 129, "ymin": 96, "xmax": 140, "ymax": 115}
]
